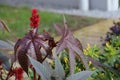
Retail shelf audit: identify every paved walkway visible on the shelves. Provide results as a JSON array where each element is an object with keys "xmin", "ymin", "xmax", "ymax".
[
  {"xmin": 39, "ymin": 8, "xmax": 120, "ymax": 19},
  {"xmin": 73, "ymin": 19, "xmax": 119, "ymax": 48},
  {"xmin": 55, "ymin": 19, "xmax": 119, "ymax": 48}
]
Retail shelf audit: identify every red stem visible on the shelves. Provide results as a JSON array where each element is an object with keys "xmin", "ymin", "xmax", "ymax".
[
  {"xmin": 42, "ymin": 53, "xmax": 49, "ymax": 62},
  {"xmin": 5, "ymin": 69, "xmax": 11, "ymax": 80},
  {"xmin": 38, "ymin": 75, "xmax": 41, "ymax": 80},
  {"xmin": 5, "ymin": 63, "xmax": 14, "ymax": 80},
  {"xmin": 33, "ymin": 68, "xmax": 36, "ymax": 80}
]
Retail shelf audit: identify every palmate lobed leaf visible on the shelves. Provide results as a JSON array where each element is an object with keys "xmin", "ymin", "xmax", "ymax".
[
  {"xmin": 55, "ymin": 56, "xmax": 65, "ymax": 80},
  {"xmin": 28, "ymin": 54, "xmax": 93, "ymax": 80},
  {"xmin": 55, "ymin": 16, "xmax": 88, "ymax": 74},
  {"xmin": 14, "ymin": 29, "xmax": 56, "ymax": 74},
  {"xmin": 28, "ymin": 55, "xmax": 65, "ymax": 80},
  {"xmin": 15, "ymin": 37, "xmax": 31, "ymax": 74},
  {"xmin": 0, "ymin": 52, "xmax": 11, "ymax": 71},
  {"xmin": 42, "ymin": 61, "xmax": 53, "ymax": 75},
  {"xmin": 66, "ymin": 71, "xmax": 93, "ymax": 80},
  {"xmin": 69, "ymin": 49, "xmax": 76, "ymax": 74},
  {"xmin": 0, "ymin": 40, "xmax": 14, "ymax": 50},
  {"xmin": 18, "ymin": 50, "xmax": 29, "ymax": 74},
  {"xmin": 28, "ymin": 55, "xmax": 51, "ymax": 80},
  {"xmin": 67, "ymin": 41, "xmax": 89, "ymax": 70}
]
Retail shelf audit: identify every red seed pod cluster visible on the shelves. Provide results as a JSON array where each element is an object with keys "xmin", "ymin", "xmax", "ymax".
[
  {"xmin": 30, "ymin": 9, "xmax": 40, "ymax": 28},
  {"xmin": 10, "ymin": 67, "xmax": 24, "ymax": 80}
]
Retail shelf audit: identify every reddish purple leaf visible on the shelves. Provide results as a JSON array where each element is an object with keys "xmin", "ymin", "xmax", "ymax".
[
  {"xmin": 54, "ymin": 24, "xmax": 62, "ymax": 35},
  {"xmin": 18, "ymin": 48, "xmax": 29, "ymax": 74},
  {"xmin": 69, "ymin": 48, "xmax": 76, "ymax": 74},
  {"xmin": 14, "ymin": 27, "xmax": 56, "ymax": 72},
  {"xmin": 15, "ymin": 38, "xmax": 31, "ymax": 73},
  {"xmin": 0, "ymin": 52, "xmax": 11, "ymax": 71},
  {"xmin": 55, "ymin": 16, "xmax": 88, "ymax": 73},
  {"xmin": 14, "ymin": 39, "xmax": 22, "ymax": 60},
  {"xmin": 67, "ymin": 41, "xmax": 89, "ymax": 70},
  {"xmin": 56, "ymin": 41, "xmax": 66, "ymax": 55},
  {"xmin": 75, "ymin": 38, "xmax": 83, "ymax": 51},
  {"xmin": 32, "ymin": 41, "xmax": 43, "ymax": 62}
]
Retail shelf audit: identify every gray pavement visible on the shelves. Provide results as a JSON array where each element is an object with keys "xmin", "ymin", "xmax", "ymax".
[{"xmin": 38, "ymin": 8, "xmax": 120, "ymax": 19}]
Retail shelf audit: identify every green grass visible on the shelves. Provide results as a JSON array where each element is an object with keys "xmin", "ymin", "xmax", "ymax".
[{"xmin": 0, "ymin": 5, "xmax": 103, "ymax": 40}]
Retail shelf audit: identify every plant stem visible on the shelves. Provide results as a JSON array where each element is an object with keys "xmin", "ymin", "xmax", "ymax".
[
  {"xmin": 5, "ymin": 71, "xmax": 10, "ymax": 80},
  {"xmin": 42, "ymin": 53, "xmax": 49, "ymax": 62},
  {"xmin": 38, "ymin": 75, "xmax": 41, "ymax": 80},
  {"xmin": 5, "ymin": 63, "xmax": 13, "ymax": 80},
  {"xmin": 33, "ymin": 68, "xmax": 36, "ymax": 80}
]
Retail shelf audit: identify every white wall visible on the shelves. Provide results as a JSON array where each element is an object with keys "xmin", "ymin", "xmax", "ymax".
[
  {"xmin": 79, "ymin": 0, "xmax": 89, "ymax": 11},
  {"xmin": 89, "ymin": 0, "xmax": 119, "ymax": 11},
  {"xmin": 108, "ymin": 0, "xmax": 119, "ymax": 11},
  {"xmin": 0, "ymin": 0, "xmax": 119, "ymax": 11},
  {"xmin": 0, "ymin": 0, "xmax": 79, "ymax": 9},
  {"xmin": 89, "ymin": 0, "xmax": 108, "ymax": 11}
]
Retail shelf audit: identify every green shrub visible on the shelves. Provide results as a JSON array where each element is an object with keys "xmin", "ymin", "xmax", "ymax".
[{"xmin": 84, "ymin": 21, "xmax": 120, "ymax": 80}]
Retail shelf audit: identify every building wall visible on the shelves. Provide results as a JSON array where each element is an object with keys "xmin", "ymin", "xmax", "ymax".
[
  {"xmin": 108, "ymin": 0, "xmax": 119, "ymax": 11},
  {"xmin": 0, "ymin": 0, "xmax": 79, "ymax": 9},
  {"xmin": 0, "ymin": 0, "xmax": 119, "ymax": 11},
  {"xmin": 89, "ymin": 0, "xmax": 107, "ymax": 10},
  {"xmin": 89, "ymin": 0, "xmax": 118, "ymax": 11}
]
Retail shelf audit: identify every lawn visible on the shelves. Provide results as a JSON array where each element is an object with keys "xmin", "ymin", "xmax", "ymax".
[{"xmin": 0, "ymin": 5, "xmax": 103, "ymax": 40}]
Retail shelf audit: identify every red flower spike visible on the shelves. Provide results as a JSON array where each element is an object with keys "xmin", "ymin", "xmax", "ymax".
[
  {"xmin": 13, "ymin": 67, "xmax": 24, "ymax": 80},
  {"xmin": 30, "ymin": 8, "xmax": 40, "ymax": 28},
  {"xmin": 32, "ymin": 8, "xmax": 38, "ymax": 15},
  {"xmin": 15, "ymin": 9, "xmax": 56, "ymax": 74}
]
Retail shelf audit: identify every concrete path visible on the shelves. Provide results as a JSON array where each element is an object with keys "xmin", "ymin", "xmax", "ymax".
[
  {"xmin": 71, "ymin": 19, "xmax": 119, "ymax": 48},
  {"xmin": 74, "ymin": 19, "xmax": 118, "ymax": 48},
  {"xmin": 44, "ymin": 9, "xmax": 120, "ymax": 18},
  {"xmin": 55, "ymin": 19, "xmax": 119, "ymax": 48}
]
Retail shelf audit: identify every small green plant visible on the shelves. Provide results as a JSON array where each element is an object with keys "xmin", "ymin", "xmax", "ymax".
[{"xmin": 84, "ymin": 20, "xmax": 120, "ymax": 80}]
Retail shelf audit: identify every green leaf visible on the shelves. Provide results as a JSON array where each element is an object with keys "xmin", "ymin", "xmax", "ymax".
[
  {"xmin": 66, "ymin": 71, "xmax": 93, "ymax": 80},
  {"xmin": 55, "ymin": 57, "xmax": 65, "ymax": 80},
  {"xmin": 0, "ymin": 52, "xmax": 11, "ymax": 71},
  {"xmin": 0, "ymin": 40, "xmax": 13, "ymax": 50},
  {"xmin": 28, "ymin": 56, "xmax": 51, "ymax": 80}
]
